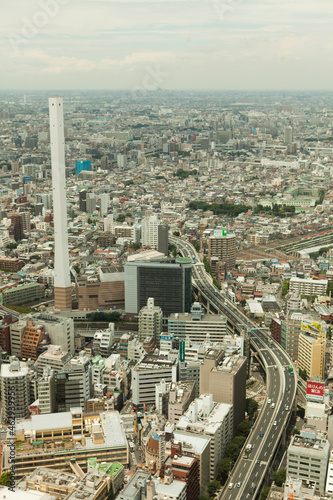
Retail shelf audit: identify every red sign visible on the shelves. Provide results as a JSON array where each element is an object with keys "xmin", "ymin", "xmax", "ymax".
[{"xmin": 306, "ymin": 381, "xmax": 324, "ymax": 399}]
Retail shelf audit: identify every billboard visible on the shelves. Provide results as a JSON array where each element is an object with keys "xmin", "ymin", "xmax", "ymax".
[
  {"xmin": 306, "ymin": 381, "xmax": 324, "ymax": 400},
  {"xmin": 179, "ymin": 340, "xmax": 185, "ymax": 361}
]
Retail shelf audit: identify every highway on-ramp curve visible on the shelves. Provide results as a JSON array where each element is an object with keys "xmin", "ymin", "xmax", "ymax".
[{"xmin": 170, "ymin": 236, "xmax": 297, "ymax": 499}]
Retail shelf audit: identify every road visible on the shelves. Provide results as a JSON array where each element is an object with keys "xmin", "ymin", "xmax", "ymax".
[{"xmin": 170, "ymin": 236, "xmax": 297, "ymax": 499}]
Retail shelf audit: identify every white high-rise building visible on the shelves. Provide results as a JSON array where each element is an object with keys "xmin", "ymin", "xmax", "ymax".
[
  {"xmin": 1, "ymin": 358, "xmax": 30, "ymax": 422},
  {"xmin": 38, "ymin": 366, "xmax": 56, "ymax": 414},
  {"xmin": 138, "ymin": 297, "xmax": 163, "ymax": 343},
  {"xmin": 176, "ymin": 394, "xmax": 233, "ymax": 481},
  {"xmin": 49, "ymin": 97, "xmax": 71, "ymax": 310},
  {"xmin": 104, "ymin": 214, "xmax": 114, "ymax": 232},
  {"xmin": 284, "ymin": 125, "xmax": 293, "ymax": 145},
  {"xmin": 100, "ymin": 193, "xmax": 110, "ymax": 216},
  {"xmin": 142, "ymin": 215, "xmax": 159, "ymax": 248}
]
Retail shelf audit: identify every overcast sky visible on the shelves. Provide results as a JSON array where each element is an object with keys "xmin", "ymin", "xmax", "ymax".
[{"xmin": 1, "ymin": 0, "xmax": 332, "ymax": 91}]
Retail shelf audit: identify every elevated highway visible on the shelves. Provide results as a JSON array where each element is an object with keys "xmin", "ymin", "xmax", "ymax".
[{"xmin": 170, "ymin": 236, "xmax": 297, "ymax": 499}]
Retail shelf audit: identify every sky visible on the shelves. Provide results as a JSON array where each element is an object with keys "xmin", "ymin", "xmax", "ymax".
[{"xmin": 1, "ymin": 0, "xmax": 333, "ymax": 91}]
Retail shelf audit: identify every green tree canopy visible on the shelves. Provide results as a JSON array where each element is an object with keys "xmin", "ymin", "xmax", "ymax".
[
  {"xmin": 207, "ymin": 480, "xmax": 221, "ymax": 497},
  {"xmin": 0, "ymin": 471, "xmax": 12, "ymax": 486},
  {"xmin": 216, "ymin": 457, "xmax": 233, "ymax": 484},
  {"xmin": 272, "ymin": 468, "xmax": 286, "ymax": 487},
  {"xmin": 237, "ymin": 419, "xmax": 252, "ymax": 437}
]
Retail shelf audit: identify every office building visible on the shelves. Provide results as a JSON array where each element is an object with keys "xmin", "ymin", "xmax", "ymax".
[
  {"xmin": 199, "ymin": 349, "xmax": 247, "ymax": 433},
  {"xmin": 179, "ymin": 360, "xmax": 202, "ymax": 398},
  {"xmin": 100, "ymin": 192, "xmax": 109, "ymax": 216},
  {"xmin": 168, "ymin": 380, "xmax": 196, "ymax": 423},
  {"xmin": 176, "ymin": 394, "xmax": 233, "ymax": 480},
  {"xmin": 287, "ymin": 426, "xmax": 329, "ymax": 493},
  {"xmin": 56, "ymin": 352, "xmax": 92, "ymax": 412},
  {"xmin": 208, "ymin": 230, "xmax": 236, "ymax": 271},
  {"xmin": 284, "ymin": 125, "xmax": 293, "ymax": 145},
  {"xmin": 49, "ymin": 97, "xmax": 72, "ymax": 310},
  {"xmin": 38, "ymin": 366, "xmax": 56, "ymax": 414},
  {"xmin": 168, "ymin": 302, "xmax": 227, "ymax": 343},
  {"xmin": 76, "ymin": 266, "xmax": 124, "ymax": 311},
  {"xmin": 10, "ymin": 317, "xmax": 27, "ymax": 357},
  {"xmin": 158, "ymin": 224, "xmax": 169, "ymax": 256},
  {"xmin": 0, "ymin": 357, "xmax": 30, "ymax": 422},
  {"xmin": 32, "ymin": 313, "xmax": 75, "ymax": 355},
  {"xmin": 280, "ymin": 313, "xmax": 303, "ymax": 360},
  {"xmin": 1, "ymin": 409, "xmax": 128, "ymax": 479},
  {"xmin": 79, "ymin": 189, "xmax": 87, "ymax": 211},
  {"xmin": 9, "ymin": 212, "xmax": 24, "ymax": 241},
  {"xmin": 298, "ymin": 332, "xmax": 326, "ymax": 379},
  {"xmin": 36, "ymin": 344, "xmax": 71, "ymax": 375},
  {"xmin": 125, "ymin": 258, "xmax": 192, "ymax": 316},
  {"xmin": 138, "ymin": 297, "xmax": 163, "ymax": 343},
  {"xmin": 132, "ymin": 355, "xmax": 178, "ymax": 409},
  {"xmin": 86, "ymin": 192, "xmax": 97, "ymax": 213}
]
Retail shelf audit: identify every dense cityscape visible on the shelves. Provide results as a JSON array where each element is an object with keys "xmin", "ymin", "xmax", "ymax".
[{"xmin": 0, "ymin": 89, "xmax": 332, "ymax": 500}]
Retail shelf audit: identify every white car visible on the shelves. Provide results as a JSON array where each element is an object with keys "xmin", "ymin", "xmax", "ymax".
[{"xmin": 273, "ymin": 421, "xmax": 277, "ymax": 426}]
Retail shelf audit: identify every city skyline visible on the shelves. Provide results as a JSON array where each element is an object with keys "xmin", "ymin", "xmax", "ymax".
[{"xmin": 1, "ymin": 0, "xmax": 333, "ymax": 91}]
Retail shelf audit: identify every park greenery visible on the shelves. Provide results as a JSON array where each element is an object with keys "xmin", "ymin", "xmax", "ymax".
[
  {"xmin": 86, "ymin": 311, "xmax": 122, "ymax": 322},
  {"xmin": 174, "ymin": 168, "xmax": 197, "ymax": 179},
  {"xmin": 189, "ymin": 200, "xmax": 251, "ymax": 217}
]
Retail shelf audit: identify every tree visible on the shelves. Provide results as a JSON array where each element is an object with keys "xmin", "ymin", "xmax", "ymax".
[
  {"xmin": 260, "ymin": 486, "xmax": 270, "ymax": 500},
  {"xmin": 272, "ymin": 468, "xmax": 286, "ymax": 487},
  {"xmin": 87, "ymin": 218, "xmax": 92, "ymax": 224},
  {"xmin": 0, "ymin": 471, "xmax": 11, "ymax": 486},
  {"xmin": 6, "ymin": 242, "xmax": 17, "ymax": 250},
  {"xmin": 237, "ymin": 419, "xmax": 252, "ymax": 437},
  {"xmin": 216, "ymin": 457, "xmax": 232, "ymax": 484},
  {"xmin": 207, "ymin": 480, "xmax": 221, "ymax": 497},
  {"xmin": 198, "ymin": 495, "xmax": 210, "ymax": 500},
  {"xmin": 173, "ymin": 231, "xmax": 180, "ymax": 236},
  {"xmin": 293, "ymin": 427, "xmax": 300, "ymax": 435},
  {"xmin": 299, "ymin": 368, "xmax": 308, "ymax": 381},
  {"xmin": 192, "ymin": 240, "xmax": 200, "ymax": 252},
  {"xmin": 327, "ymin": 326, "xmax": 332, "ymax": 339},
  {"xmin": 225, "ymin": 441, "xmax": 242, "ymax": 462},
  {"xmin": 246, "ymin": 398, "xmax": 259, "ymax": 420}
]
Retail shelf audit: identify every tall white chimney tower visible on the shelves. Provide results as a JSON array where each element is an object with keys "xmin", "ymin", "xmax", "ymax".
[{"xmin": 49, "ymin": 97, "xmax": 72, "ymax": 310}]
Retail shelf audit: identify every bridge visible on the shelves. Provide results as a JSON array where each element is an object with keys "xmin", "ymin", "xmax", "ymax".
[{"xmin": 170, "ymin": 236, "xmax": 297, "ymax": 499}]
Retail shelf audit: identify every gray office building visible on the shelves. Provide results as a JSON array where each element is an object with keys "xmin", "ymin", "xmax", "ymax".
[
  {"xmin": 125, "ymin": 258, "xmax": 192, "ymax": 317},
  {"xmin": 157, "ymin": 224, "xmax": 169, "ymax": 256}
]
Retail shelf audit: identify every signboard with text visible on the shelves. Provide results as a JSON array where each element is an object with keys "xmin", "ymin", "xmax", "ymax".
[{"xmin": 306, "ymin": 381, "xmax": 324, "ymax": 401}]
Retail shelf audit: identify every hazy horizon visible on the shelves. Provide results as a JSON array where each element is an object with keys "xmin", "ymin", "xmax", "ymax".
[{"xmin": 1, "ymin": 0, "xmax": 332, "ymax": 91}]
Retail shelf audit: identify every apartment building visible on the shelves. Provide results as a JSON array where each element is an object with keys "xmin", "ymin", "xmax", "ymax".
[
  {"xmin": 36, "ymin": 344, "xmax": 71, "ymax": 375},
  {"xmin": 0, "ymin": 358, "xmax": 30, "ymax": 423},
  {"xmin": 289, "ymin": 277, "xmax": 328, "ymax": 296}
]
